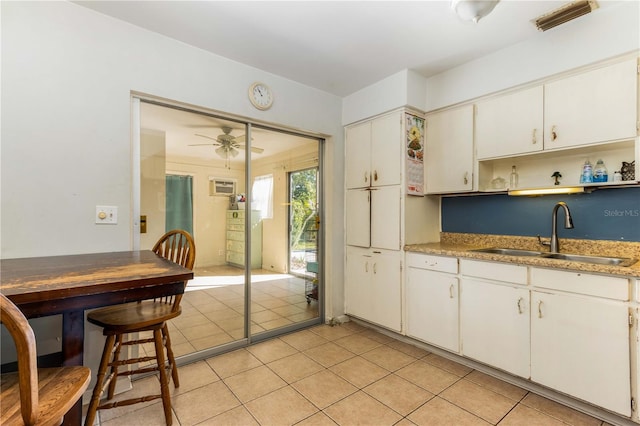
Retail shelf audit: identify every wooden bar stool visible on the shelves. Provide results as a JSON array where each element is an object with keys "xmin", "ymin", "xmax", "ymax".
[
  {"xmin": 0, "ymin": 294, "xmax": 91, "ymax": 426},
  {"xmin": 84, "ymin": 230, "xmax": 195, "ymax": 426}
]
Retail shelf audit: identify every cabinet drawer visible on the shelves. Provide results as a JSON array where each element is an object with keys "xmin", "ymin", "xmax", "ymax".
[
  {"xmin": 226, "ymin": 239, "xmax": 244, "ymax": 252},
  {"xmin": 227, "ymin": 210, "xmax": 245, "ymax": 220},
  {"xmin": 226, "ymin": 251, "xmax": 244, "ymax": 265},
  {"xmin": 406, "ymin": 253, "xmax": 458, "ymax": 274},
  {"xmin": 226, "ymin": 231, "xmax": 244, "ymax": 242},
  {"xmin": 531, "ymin": 267, "xmax": 629, "ymax": 300},
  {"xmin": 460, "ymin": 259, "xmax": 527, "ymax": 285}
]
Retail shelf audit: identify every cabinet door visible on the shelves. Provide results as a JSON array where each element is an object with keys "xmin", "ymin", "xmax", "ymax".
[
  {"xmin": 370, "ymin": 186, "xmax": 400, "ymax": 250},
  {"xmin": 476, "ymin": 86, "xmax": 544, "ymax": 159},
  {"xmin": 345, "ymin": 247, "xmax": 372, "ymax": 320},
  {"xmin": 345, "ymin": 121, "xmax": 372, "ymax": 189},
  {"xmin": 531, "ymin": 291, "xmax": 630, "ymax": 416},
  {"xmin": 370, "ymin": 250, "xmax": 402, "ymax": 332},
  {"xmin": 544, "ymin": 59, "xmax": 638, "ymax": 149},
  {"xmin": 460, "ymin": 278, "xmax": 530, "ymax": 378},
  {"xmin": 425, "ymin": 105, "xmax": 474, "ymax": 193},
  {"xmin": 345, "ymin": 189, "xmax": 371, "ymax": 248},
  {"xmin": 345, "ymin": 249, "xmax": 401, "ymax": 332},
  {"xmin": 371, "ymin": 113, "xmax": 402, "ymax": 187},
  {"xmin": 407, "ymin": 268, "xmax": 459, "ymax": 352}
]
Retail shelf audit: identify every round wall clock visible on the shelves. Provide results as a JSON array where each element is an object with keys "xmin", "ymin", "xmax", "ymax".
[{"xmin": 248, "ymin": 82, "xmax": 274, "ymax": 110}]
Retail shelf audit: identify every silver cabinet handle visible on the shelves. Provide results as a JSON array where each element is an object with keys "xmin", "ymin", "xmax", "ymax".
[
  {"xmin": 517, "ymin": 297, "xmax": 524, "ymax": 314},
  {"xmin": 463, "ymin": 172, "xmax": 469, "ymax": 185},
  {"xmin": 364, "ymin": 171, "xmax": 368, "ymax": 184},
  {"xmin": 532, "ymin": 129, "xmax": 537, "ymax": 144},
  {"xmin": 551, "ymin": 125, "xmax": 558, "ymax": 141},
  {"xmin": 449, "ymin": 284, "xmax": 455, "ymax": 299},
  {"xmin": 365, "ymin": 261, "xmax": 368, "ymax": 273},
  {"xmin": 373, "ymin": 170, "xmax": 378, "ymax": 182},
  {"xmin": 538, "ymin": 300, "xmax": 544, "ymax": 318},
  {"xmin": 373, "ymin": 262, "xmax": 377, "ymax": 274}
]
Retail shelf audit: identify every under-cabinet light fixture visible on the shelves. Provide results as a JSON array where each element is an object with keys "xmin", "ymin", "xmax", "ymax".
[{"xmin": 508, "ymin": 186, "xmax": 586, "ymax": 196}]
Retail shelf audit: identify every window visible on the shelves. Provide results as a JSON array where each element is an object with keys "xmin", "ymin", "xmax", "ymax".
[{"xmin": 252, "ymin": 174, "xmax": 273, "ymax": 219}]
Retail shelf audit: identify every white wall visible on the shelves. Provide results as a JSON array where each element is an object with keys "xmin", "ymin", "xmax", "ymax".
[
  {"xmin": 342, "ymin": 69, "xmax": 427, "ymax": 125},
  {"xmin": 1, "ymin": 2, "xmax": 344, "ymax": 321}
]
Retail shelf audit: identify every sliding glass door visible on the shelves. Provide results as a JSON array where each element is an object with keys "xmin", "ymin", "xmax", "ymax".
[{"xmin": 136, "ymin": 98, "xmax": 323, "ymax": 360}]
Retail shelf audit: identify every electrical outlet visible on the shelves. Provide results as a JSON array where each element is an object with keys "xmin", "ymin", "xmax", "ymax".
[{"xmin": 96, "ymin": 206, "xmax": 118, "ymax": 224}]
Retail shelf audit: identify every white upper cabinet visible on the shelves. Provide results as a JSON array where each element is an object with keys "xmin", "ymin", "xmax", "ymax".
[
  {"xmin": 371, "ymin": 113, "xmax": 403, "ymax": 187},
  {"xmin": 345, "ymin": 186, "xmax": 400, "ymax": 250},
  {"xmin": 345, "ymin": 121, "xmax": 372, "ymax": 189},
  {"xmin": 370, "ymin": 186, "xmax": 401, "ymax": 250},
  {"xmin": 345, "ymin": 188, "xmax": 371, "ymax": 248},
  {"xmin": 544, "ymin": 58, "xmax": 638, "ymax": 150},
  {"xmin": 476, "ymin": 86, "xmax": 544, "ymax": 159},
  {"xmin": 345, "ymin": 113, "xmax": 402, "ymax": 189},
  {"xmin": 425, "ymin": 104, "xmax": 474, "ymax": 193}
]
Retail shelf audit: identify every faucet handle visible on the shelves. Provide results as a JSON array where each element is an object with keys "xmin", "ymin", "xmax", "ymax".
[{"xmin": 537, "ymin": 235, "xmax": 550, "ymax": 247}]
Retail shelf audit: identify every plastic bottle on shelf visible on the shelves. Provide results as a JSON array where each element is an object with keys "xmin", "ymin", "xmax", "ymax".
[
  {"xmin": 592, "ymin": 159, "xmax": 608, "ymax": 183},
  {"xmin": 580, "ymin": 159, "xmax": 593, "ymax": 183},
  {"xmin": 509, "ymin": 165, "xmax": 519, "ymax": 189}
]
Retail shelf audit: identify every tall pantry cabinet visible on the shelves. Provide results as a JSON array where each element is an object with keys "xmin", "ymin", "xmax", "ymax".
[{"xmin": 344, "ymin": 110, "xmax": 438, "ymax": 332}]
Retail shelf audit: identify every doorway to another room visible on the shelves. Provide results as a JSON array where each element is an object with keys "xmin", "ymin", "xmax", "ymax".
[{"xmin": 137, "ymin": 99, "xmax": 323, "ymax": 364}]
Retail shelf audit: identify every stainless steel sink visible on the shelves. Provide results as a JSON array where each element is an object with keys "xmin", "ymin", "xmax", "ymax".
[
  {"xmin": 470, "ymin": 247, "xmax": 544, "ymax": 257},
  {"xmin": 540, "ymin": 252, "xmax": 636, "ymax": 266},
  {"xmin": 470, "ymin": 247, "xmax": 636, "ymax": 267}
]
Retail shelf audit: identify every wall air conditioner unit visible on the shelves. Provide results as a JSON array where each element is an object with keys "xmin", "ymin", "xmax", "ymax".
[{"xmin": 209, "ymin": 177, "xmax": 236, "ymax": 196}]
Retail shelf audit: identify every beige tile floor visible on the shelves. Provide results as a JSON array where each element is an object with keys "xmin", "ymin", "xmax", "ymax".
[
  {"xmin": 138, "ymin": 267, "xmax": 320, "ymax": 361},
  {"xmin": 92, "ymin": 322, "xmax": 612, "ymax": 426}
]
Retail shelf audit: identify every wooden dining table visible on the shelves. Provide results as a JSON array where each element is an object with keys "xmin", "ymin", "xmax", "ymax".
[{"xmin": 0, "ymin": 250, "xmax": 194, "ymax": 425}]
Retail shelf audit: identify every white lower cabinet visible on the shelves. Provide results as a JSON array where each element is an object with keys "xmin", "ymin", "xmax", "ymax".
[
  {"xmin": 460, "ymin": 278, "xmax": 530, "ymax": 378},
  {"xmin": 345, "ymin": 246, "xmax": 401, "ymax": 332},
  {"xmin": 404, "ymin": 255, "xmax": 633, "ymax": 417},
  {"xmin": 406, "ymin": 253, "xmax": 459, "ymax": 352},
  {"xmin": 530, "ymin": 269, "xmax": 631, "ymax": 416},
  {"xmin": 459, "ymin": 259, "xmax": 530, "ymax": 378}
]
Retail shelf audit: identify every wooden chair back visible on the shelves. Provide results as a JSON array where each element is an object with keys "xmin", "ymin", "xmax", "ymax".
[
  {"xmin": 1, "ymin": 293, "xmax": 40, "ymax": 425},
  {"xmin": 151, "ymin": 229, "xmax": 196, "ymax": 310}
]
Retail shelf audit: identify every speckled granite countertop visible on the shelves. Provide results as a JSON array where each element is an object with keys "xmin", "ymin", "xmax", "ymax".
[{"xmin": 405, "ymin": 233, "xmax": 640, "ymax": 278}]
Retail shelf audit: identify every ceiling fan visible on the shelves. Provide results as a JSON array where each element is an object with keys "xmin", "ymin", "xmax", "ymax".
[{"xmin": 189, "ymin": 126, "xmax": 264, "ymax": 162}]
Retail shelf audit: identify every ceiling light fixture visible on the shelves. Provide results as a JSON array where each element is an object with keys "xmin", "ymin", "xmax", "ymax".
[
  {"xmin": 534, "ymin": 1, "xmax": 598, "ymax": 32},
  {"xmin": 451, "ymin": 0, "xmax": 500, "ymax": 23}
]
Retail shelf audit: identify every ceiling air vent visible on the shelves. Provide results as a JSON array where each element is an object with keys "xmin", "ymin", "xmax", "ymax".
[{"xmin": 534, "ymin": 1, "xmax": 598, "ymax": 32}]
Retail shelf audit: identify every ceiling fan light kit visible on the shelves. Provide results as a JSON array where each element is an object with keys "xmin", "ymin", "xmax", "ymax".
[
  {"xmin": 189, "ymin": 126, "xmax": 264, "ymax": 168},
  {"xmin": 450, "ymin": 0, "xmax": 500, "ymax": 23},
  {"xmin": 533, "ymin": 1, "xmax": 598, "ymax": 32}
]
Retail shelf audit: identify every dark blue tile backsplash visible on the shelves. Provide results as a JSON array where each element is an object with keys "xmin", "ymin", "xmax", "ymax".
[{"xmin": 441, "ymin": 187, "xmax": 640, "ymax": 241}]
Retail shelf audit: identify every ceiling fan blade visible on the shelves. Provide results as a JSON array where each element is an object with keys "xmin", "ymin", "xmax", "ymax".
[
  {"xmin": 183, "ymin": 124, "xmax": 219, "ymax": 128},
  {"xmin": 188, "ymin": 143, "xmax": 221, "ymax": 147},
  {"xmin": 194, "ymin": 133, "xmax": 218, "ymax": 141},
  {"xmin": 237, "ymin": 144, "xmax": 264, "ymax": 154}
]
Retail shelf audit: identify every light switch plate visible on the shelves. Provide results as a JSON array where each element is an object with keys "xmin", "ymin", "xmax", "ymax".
[{"xmin": 96, "ymin": 206, "xmax": 118, "ymax": 224}]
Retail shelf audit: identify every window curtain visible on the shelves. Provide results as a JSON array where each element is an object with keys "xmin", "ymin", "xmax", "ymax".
[
  {"xmin": 252, "ymin": 174, "xmax": 273, "ymax": 219},
  {"xmin": 165, "ymin": 174, "xmax": 193, "ymax": 234}
]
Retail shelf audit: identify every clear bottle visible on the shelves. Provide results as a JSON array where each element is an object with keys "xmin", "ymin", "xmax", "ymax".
[
  {"xmin": 592, "ymin": 159, "xmax": 608, "ymax": 183},
  {"xmin": 580, "ymin": 159, "xmax": 593, "ymax": 183},
  {"xmin": 509, "ymin": 165, "xmax": 519, "ymax": 189}
]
